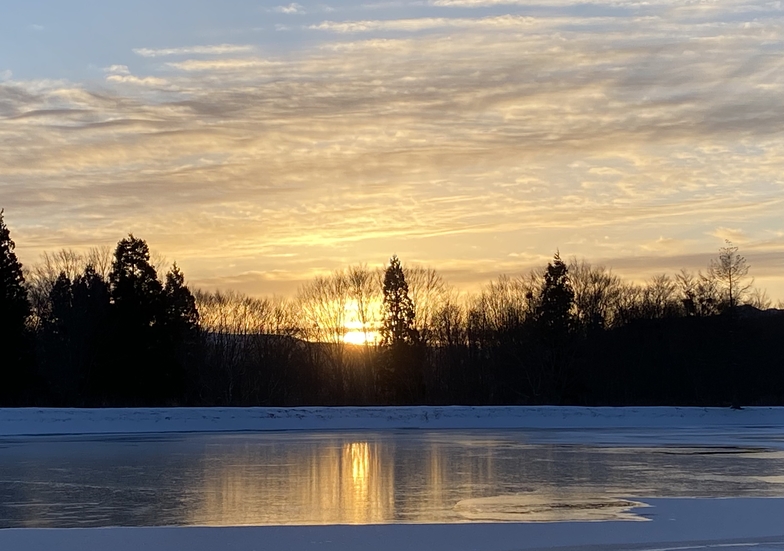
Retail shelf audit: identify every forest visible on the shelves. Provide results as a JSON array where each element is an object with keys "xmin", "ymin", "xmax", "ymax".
[{"xmin": 2, "ymin": 210, "xmax": 783, "ymax": 407}]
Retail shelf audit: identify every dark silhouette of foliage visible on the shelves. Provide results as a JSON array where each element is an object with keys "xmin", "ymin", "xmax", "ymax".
[
  {"xmin": 103, "ymin": 236, "xmax": 163, "ymax": 403},
  {"xmin": 109, "ymin": 235, "xmax": 164, "ymax": 326},
  {"xmin": 159, "ymin": 263, "xmax": 199, "ymax": 401},
  {"xmin": 380, "ymin": 255, "xmax": 424, "ymax": 403},
  {"xmin": 5, "ymin": 225, "xmax": 784, "ymax": 408},
  {"xmin": 536, "ymin": 252, "xmax": 574, "ymax": 334},
  {"xmin": 380, "ymin": 255, "xmax": 419, "ymax": 347},
  {"xmin": 163, "ymin": 263, "xmax": 199, "ymax": 333},
  {"xmin": 532, "ymin": 252, "xmax": 576, "ymax": 402},
  {"xmin": 709, "ymin": 240, "xmax": 751, "ymax": 311},
  {"xmin": 0, "ymin": 210, "xmax": 31, "ymax": 403}
]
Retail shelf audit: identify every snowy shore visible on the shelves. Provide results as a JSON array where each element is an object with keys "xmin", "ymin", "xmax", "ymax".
[
  {"xmin": 1, "ymin": 405, "xmax": 783, "ymax": 437},
  {"xmin": 3, "ymin": 498, "xmax": 784, "ymax": 551}
]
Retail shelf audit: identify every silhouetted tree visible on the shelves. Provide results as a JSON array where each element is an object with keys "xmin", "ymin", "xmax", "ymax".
[
  {"xmin": 380, "ymin": 255, "xmax": 422, "ymax": 403},
  {"xmin": 72, "ymin": 265, "xmax": 111, "ymax": 402},
  {"xmin": 381, "ymin": 256, "xmax": 418, "ymax": 347},
  {"xmin": 537, "ymin": 252, "xmax": 574, "ymax": 335},
  {"xmin": 708, "ymin": 241, "xmax": 752, "ymax": 407},
  {"xmin": 163, "ymin": 263, "xmax": 199, "ymax": 332},
  {"xmin": 107, "ymin": 235, "xmax": 165, "ymax": 403},
  {"xmin": 0, "ymin": 210, "xmax": 31, "ymax": 403},
  {"xmin": 110, "ymin": 235, "xmax": 163, "ymax": 322},
  {"xmin": 676, "ymin": 269, "xmax": 721, "ymax": 317},
  {"xmin": 569, "ymin": 260, "xmax": 622, "ymax": 331},
  {"xmin": 709, "ymin": 241, "xmax": 751, "ymax": 311},
  {"xmin": 534, "ymin": 252, "xmax": 576, "ymax": 401},
  {"xmin": 39, "ymin": 272, "xmax": 77, "ymax": 403},
  {"xmin": 160, "ymin": 263, "xmax": 199, "ymax": 400}
]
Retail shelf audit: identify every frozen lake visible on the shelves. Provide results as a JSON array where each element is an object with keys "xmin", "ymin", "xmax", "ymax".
[{"xmin": 3, "ymin": 427, "xmax": 784, "ymax": 529}]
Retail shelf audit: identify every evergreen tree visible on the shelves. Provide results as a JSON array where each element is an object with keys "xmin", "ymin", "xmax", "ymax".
[
  {"xmin": 160, "ymin": 263, "xmax": 199, "ymax": 402},
  {"xmin": 48, "ymin": 272, "xmax": 74, "ymax": 331},
  {"xmin": 534, "ymin": 251, "xmax": 576, "ymax": 402},
  {"xmin": 71, "ymin": 265, "xmax": 111, "ymax": 404},
  {"xmin": 107, "ymin": 235, "xmax": 164, "ymax": 404},
  {"xmin": 536, "ymin": 251, "xmax": 575, "ymax": 334},
  {"xmin": 109, "ymin": 235, "xmax": 163, "ymax": 325},
  {"xmin": 380, "ymin": 255, "xmax": 422, "ymax": 403},
  {"xmin": 40, "ymin": 272, "xmax": 77, "ymax": 403},
  {"xmin": 163, "ymin": 263, "xmax": 199, "ymax": 333},
  {"xmin": 0, "ymin": 210, "xmax": 31, "ymax": 403},
  {"xmin": 380, "ymin": 255, "xmax": 418, "ymax": 346}
]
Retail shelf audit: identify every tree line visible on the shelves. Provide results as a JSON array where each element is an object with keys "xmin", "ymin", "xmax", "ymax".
[{"xmin": 2, "ymin": 209, "xmax": 783, "ymax": 407}]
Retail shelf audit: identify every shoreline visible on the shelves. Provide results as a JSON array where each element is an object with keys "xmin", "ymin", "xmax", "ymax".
[{"xmin": 1, "ymin": 405, "xmax": 783, "ymax": 437}]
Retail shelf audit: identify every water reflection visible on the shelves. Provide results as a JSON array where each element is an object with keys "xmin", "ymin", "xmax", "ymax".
[
  {"xmin": 191, "ymin": 439, "xmax": 396, "ymax": 525},
  {"xmin": 1, "ymin": 430, "xmax": 784, "ymax": 528}
]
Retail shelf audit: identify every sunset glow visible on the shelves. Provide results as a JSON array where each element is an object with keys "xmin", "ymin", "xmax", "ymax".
[{"xmin": 1, "ymin": 0, "xmax": 783, "ymax": 299}]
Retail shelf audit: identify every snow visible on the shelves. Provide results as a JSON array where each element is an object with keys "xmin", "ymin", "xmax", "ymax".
[
  {"xmin": 2, "ymin": 405, "xmax": 784, "ymax": 437},
  {"xmin": 2, "ymin": 498, "xmax": 784, "ymax": 551}
]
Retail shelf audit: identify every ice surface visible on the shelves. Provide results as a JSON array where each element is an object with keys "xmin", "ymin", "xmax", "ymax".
[{"xmin": 2, "ymin": 407, "xmax": 784, "ymax": 550}]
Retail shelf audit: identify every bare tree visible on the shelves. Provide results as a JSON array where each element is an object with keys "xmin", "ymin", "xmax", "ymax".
[
  {"xmin": 403, "ymin": 265, "xmax": 450, "ymax": 345},
  {"xmin": 675, "ymin": 269, "xmax": 721, "ymax": 317},
  {"xmin": 609, "ymin": 282, "xmax": 644, "ymax": 327},
  {"xmin": 569, "ymin": 259, "xmax": 623, "ymax": 329},
  {"xmin": 346, "ymin": 264, "xmax": 381, "ymax": 348},
  {"xmin": 640, "ymin": 274, "xmax": 679, "ymax": 319},
  {"xmin": 86, "ymin": 246, "xmax": 113, "ymax": 279},
  {"xmin": 708, "ymin": 241, "xmax": 752, "ymax": 311},
  {"xmin": 747, "ymin": 287, "xmax": 771, "ymax": 310}
]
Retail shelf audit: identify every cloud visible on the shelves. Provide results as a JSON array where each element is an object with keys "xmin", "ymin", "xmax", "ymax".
[
  {"xmin": 310, "ymin": 14, "xmax": 536, "ymax": 33},
  {"xmin": 105, "ymin": 74, "xmax": 173, "ymax": 88},
  {"xmin": 166, "ymin": 58, "xmax": 282, "ymax": 71},
  {"xmin": 272, "ymin": 3, "xmax": 306, "ymax": 14},
  {"xmin": 28, "ymin": 24, "xmax": 44, "ymax": 32},
  {"xmin": 5, "ymin": 0, "xmax": 784, "ymax": 298},
  {"xmin": 709, "ymin": 227, "xmax": 749, "ymax": 244},
  {"xmin": 0, "ymin": 70, "xmax": 12, "ymax": 81},
  {"xmin": 104, "ymin": 65, "xmax": 131, "ymax": 75},
  {"xmin": 132, "ymin": 44, "xmax": 255, "ymax": 58}
]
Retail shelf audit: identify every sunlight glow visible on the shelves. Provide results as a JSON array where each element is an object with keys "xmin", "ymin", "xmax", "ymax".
[
  {"xmin": 341, "ymin": 300, "xmax": 381, "ymax": 346},
  {"xmin": 343, "ymin": 329, "xmax": 380, "ymax": 346}
]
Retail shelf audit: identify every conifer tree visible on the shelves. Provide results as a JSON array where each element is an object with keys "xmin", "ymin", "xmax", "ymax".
[
  {"xmin": 109, "ymin": 235, "xmax": 163, "ymax": 323},
  {"xmin": 380, "ymin": 255, "xmax": 422, "ymax": 403},
  {"xmin": 0, "ymin": 210, "xmax": 29, "ymax": 328},
  {"xmin": 0, "ymin": 210, "xmax": 30, "ymax": 402},
  {"xmin": 163, "ymin": 263, "xmax": 199, "ymax": 332},
  {"xmin": 107, "ymin": 235, "xmax": 164, "ymax": 403},
  {"xmin": 536, "ymin": 251, "xmax": 575, "ymax": 334},
  {"xmin": 160, "ymin": 263, "xmax": 199, "ymax": 401},
  {"xmin": 534, "ymin": 251, "xmax": 576, "ymax": 402},
  {"xmin": 380, "ymin": 255, "xmax": 418, "ymax": 346}
]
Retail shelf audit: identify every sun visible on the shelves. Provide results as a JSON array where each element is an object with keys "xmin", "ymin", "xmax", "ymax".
[
  {"xmin": 342, "ymin": 322, "xmax": 380, "ymax": 346},
  {"xmin": 341, "ymin": 300, "xmax": 381, "ymax": 345}
]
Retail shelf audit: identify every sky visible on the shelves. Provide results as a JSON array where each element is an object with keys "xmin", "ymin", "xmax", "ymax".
[{"xmin": 1, "ymin": 0, "xmax": 784, "ymax": 299}]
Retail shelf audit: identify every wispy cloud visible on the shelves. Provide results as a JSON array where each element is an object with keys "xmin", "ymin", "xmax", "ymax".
[
  {"xmin": 272, "ymin": 3, "xmax": 306, "ymax": 14},
  {"xmin": 709, "ymin": 227, "xmax": 749, "ymax": 244},
  {"xmin": 4, "ymin": 0, "xmax": 784, "ymax": 298},
  {"xmin": 28, "ymin": 24, "xmax": 44, "ymax": 32},
  {"xmin": 104, "ymin": 65, "xmax": 131, "ymax": 75},
  {"xmin": 132, "ymin": 44, "xmax": 255, "ymax": 58},
  {"xmin": 310, "ymin": 14, "xmax": 536, "ymax": 32}
]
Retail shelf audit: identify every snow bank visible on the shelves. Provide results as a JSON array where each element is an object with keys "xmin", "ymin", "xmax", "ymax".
[
  {"xmin": 2, "ymin": 498, "xmax": 784, "ymax": 551},
  {"xmin": 1, "ymin": 406, "xmax": 783, "ymax": 437}
]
